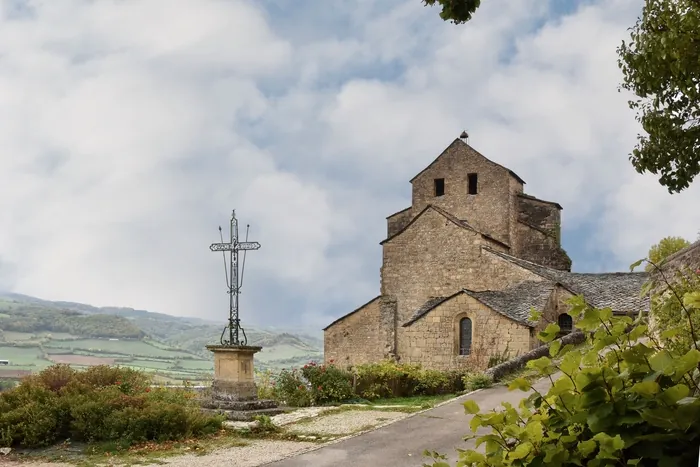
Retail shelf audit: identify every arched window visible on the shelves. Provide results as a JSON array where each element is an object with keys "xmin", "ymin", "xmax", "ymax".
[
  {"xmin": 558, "ymin": 313, "xmax": 573, "ymax": 334},
  {"xmin": 459, "ymin": 317, "xmax": 472, "ymax": 355}
]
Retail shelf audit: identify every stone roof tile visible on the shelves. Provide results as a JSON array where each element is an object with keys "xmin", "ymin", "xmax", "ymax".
[
  {"xmin": 484, "ymin": 248, "xmax": 650, "ymax": 313},
  {"xmin": 464, "ymin": 281, "xmax": 555, "ymax": 326}
]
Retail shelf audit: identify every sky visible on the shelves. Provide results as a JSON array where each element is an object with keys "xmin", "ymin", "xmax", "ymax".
[{"xmin": 0, "ymin": 0, "xmax": 698, "ymax": 331}]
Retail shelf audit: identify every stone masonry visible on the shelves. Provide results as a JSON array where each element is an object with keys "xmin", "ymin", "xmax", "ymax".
[{"xmin": 324, "ymin": 134, "xmax": 648, "ymax": 371}]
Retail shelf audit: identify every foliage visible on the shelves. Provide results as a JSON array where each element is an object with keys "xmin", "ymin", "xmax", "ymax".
[
  {"xmin": 0, "ymin": 364, "xmax": 223, "ymax": 448},
  {"xmin": 422, "ymin": 0, "xmax": 481, "ymax": 24},
  {"xmin": 0, "ymin": 306, "xmax": 144, "ymax": 339},
  {"xmin": 462, "ymin": 373, "xmax": 493, "ymax": 392},
  {"xmin": 649, "ymin": 266, "xmax": 700, "ymax": 354},
  {"xmin": 488, "ymin": 344, "xmax": 512, "ymax": 368},
  {"xmin": 274, "ymin": 368, "xmax": 313, "ymax": 407},
  {"xmin": 618, "ymin": 0, "xmax": 700, "ymax": 193},
  {"xmin": 646, "ymin": 236, "xmax": 691, "ymax": 271},
  {"xmin": 0, "ymin": 380, "xmax": 17, "ymax": 392},
  {"xmin": 353, "ymin": 360, "xmax": 463, "ymax": 400},
  {"xmin": 301, "ymin": 361, "xmax": 354, "ymax": 405},
  {"xmin": 256, "ymin": 369, "xmax": 278, "ymax": 400},
  {"xmin": 425, "ymin": 287, "xmax": 700, "ymax": 466}
]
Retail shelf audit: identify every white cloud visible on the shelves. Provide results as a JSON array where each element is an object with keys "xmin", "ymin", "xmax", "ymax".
[{"xmin": 0, "ymin": 0, "xmax": 697, "ymax": 331}]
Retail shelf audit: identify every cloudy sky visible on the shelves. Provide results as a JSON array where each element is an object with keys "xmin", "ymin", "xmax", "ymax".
[{"xmin": 0, "ymin": 0, "xmax": 698, "ymax": 331}]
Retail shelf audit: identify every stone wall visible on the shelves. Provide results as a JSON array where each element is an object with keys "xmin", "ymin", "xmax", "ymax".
[
  {"xmin": 410, "ymin": 139, "xmax": 520, "ymax": 245},
  {"xmin": 323, "ymin": 297, "xmax": 383, "ymax": 368},
  {"xmin": 514, "ymin": 196, "xmax": 571, "ymax": 271},
  {"xmin": 532, "ymin": 285, "xmax": 575, "ymax": 348},
  {"xmin": 659, "ymin": 239, "xmax": 700, "ymax": 276},
  {"xmin": 380, "ymin": 208, "xmax": 542, "ymax": 327},
  {"xmin": 386, "ymin": 207, "xmax": 412, "ymax": 238},
  {"xmin": 400, "ymin": 292, "xmax": 531, "ymax": 371}
]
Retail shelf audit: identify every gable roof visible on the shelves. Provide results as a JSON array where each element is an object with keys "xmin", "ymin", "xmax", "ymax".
[
  {"xmin": 386, "ymin": 206, "xmax": 411, "ymax": 219},
  {"xmin": 323, "ymin": 296, "xmax": 381, "ymax": 331},
  {"xmin": 483, "ymin": 247, "xmax": 650, "ymax": 312},
  {"xmin": 379, "ymin": 204, "xmax": 510, "ymax": 249},
  {"xmin": 403, "ymin": 280, "xmax": 556, "ymax": 328},
  {"xmin": 409, "ymin": 138, "xmax": 526, "ymax": 185},
  {"xmin": 517, "ymin": 193, "xmax": 563, "ymax": 210}
]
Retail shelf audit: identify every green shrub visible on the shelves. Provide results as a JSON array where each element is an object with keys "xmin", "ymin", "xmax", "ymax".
[
  {"xmin": 487, "ymin": 345, "xmax": 512, "ymax": 368},
  {"xmin": 256, "ymin": 369, "xmax": 278, "ymax": 400},
  {"xmin": 462, "ymin": 373, "xmax": 493, "ymax": 391},
  {"xmin": 353, "ymin": 360, "xmax": 463, "ymax": 400},
  {"xmin": 425, "ymin": 288, "xmax": 700, "ymax": 466},
  {"xmin": 301, "ymin": 361, "xmax": 354, "ymax": 404},
  {"xmin": 275, "ymin": 368, "xmax": 312, "ymax": 407},
  {"xmin": 0, "ymin": 365, "xmax": 223, "ymax": 448},
  {"xmin": 650, "ymin": 266, "xmax": 700, "ymax": 355}
]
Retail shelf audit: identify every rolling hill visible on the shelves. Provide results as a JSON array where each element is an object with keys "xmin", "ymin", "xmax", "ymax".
[{"xmin": 0, "ymin": 292, "xmax": 323, "ymax": 382}]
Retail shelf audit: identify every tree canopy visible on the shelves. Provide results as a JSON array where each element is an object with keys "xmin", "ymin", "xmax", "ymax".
[
  {"xmin": 422, "ymin": 0, "xmax": 481, "ymax": 24},
  {"xmin": 646, "ymin": 235, "xmax": 691, "ymax": 270},
  {"xmin": 618, "ymin": 0, "xmax": 700, "ymax": 193}
]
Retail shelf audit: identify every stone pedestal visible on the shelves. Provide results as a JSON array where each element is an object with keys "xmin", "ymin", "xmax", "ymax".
[{"xmin": 200, "ymin": 344, "xmax": 285, "ymax": 422}]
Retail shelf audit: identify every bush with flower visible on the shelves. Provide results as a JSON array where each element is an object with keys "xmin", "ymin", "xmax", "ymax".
[
  {"xmin": 0, "ymin": 364, "xmax": 223, "ymax": 449},
  {"xmin": 300, "ymin": 361, "xmax": 354, "ymax": 405}
]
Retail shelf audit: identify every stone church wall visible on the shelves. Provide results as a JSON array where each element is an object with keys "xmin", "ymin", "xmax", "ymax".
[
  {"xmin": 386, "ymin": 208, "xmax": 412, "ymax": 238},
  {"xmin": 410, "ymin": 140, "xmax": 519, "ymax": 245},
  {"xmin": 323, "ymin": 297, "xmax": 383, "ymax": 368},
  {"xmin": 515, "ymin": 196, "xmax": 571, "ymax": 271},
  {"xmin": 381, "ymin": 208, "xmax": 528, "ymax": 327},
  {"xmin": 400, "ymin": 293, "xmax": 531, "ymax": 371}
]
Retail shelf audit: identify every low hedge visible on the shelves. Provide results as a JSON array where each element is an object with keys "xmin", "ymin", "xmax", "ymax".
[
  {"xmin": 0, "ymin": 364, "xmax": 223, "ymax": 448},
  {"xmin": 264, "ymin": 360, "xmax": 467, "ymax": 406}
]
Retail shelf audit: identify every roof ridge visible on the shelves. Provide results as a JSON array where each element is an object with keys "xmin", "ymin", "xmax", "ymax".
[
  {"xmin": 408, "ymin": 138, "xmax": 526, "ymax": 185},
  {"xmin": 482, "ymin": 246, "xmax": 559, "ymax": 278}
]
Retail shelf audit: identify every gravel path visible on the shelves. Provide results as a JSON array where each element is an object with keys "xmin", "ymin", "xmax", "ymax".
[
  {"xmin": 291, "ymin": 410, "xmax": 407, "ymax": 435},
  {"xmin": 0, "ymin": 440, "xmax": 316, "ymax": 467}
]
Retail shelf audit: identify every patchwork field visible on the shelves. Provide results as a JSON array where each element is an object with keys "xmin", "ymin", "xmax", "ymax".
[
  {"xmin": 42, "ymin": 338, "xmax": 195, "ymax": 358},
  {"xmin": 47, "ymin": 354, "xmax": 116, "ymax": 365},
  {"xmin": 0, "ymin": 291, "xmax": 323, "ymax": 383}
]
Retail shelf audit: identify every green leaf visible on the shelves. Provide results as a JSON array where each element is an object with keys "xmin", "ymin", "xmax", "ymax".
[
  {"xmin": 660, "ymin": 327, "xmax": 681, "ymax": 339},
  {"xmin": 649, "ymin": 350, "xmax": 675, "ymax": 375},
  {"xmin": 508, "ymin": 442, "xmax": 533, "ymax": 460},
  {"xmin": 538, "ymin": 323, "xmax": 561, "ymax": 343},
  {"xmin": 674, "ymin": 348, "xmax": 700, "ymax": 378},
  {"xmin": 526, "ymin": 356, "xmax": 554, "ymax": 372},
  {"xmin": 463, "ymin": 399, "xmax": 480, "ymax": 415},
  {"xmin": 627, "ymin": 459, "xmax": 641, "ymax": 466},
  {"xmin": 577, "ymin": 439, "xmax": 597, "ymax": 457},
  {"xmin": 508, "ymin": 377, "xmax": 532, "ymax": 392},
  {"xmin": 628, "ymin": 324, "xmax": 647, "ymax": 341},
  {"xmin": 629, "ymin": 259, "xmax": 645, "ymax": 271},
  {"xmin": 560, "ymin": 351, "xmax": 582, "ymax": 375},
  {"xmin": 577, "ymin": 307, "xmax": 602, "ymax": 332},
  {"xmin": 549, "ymin": 340, "xmax": 562, "ymax": 357},
  {"xmin": 660, "ymin": 384, "xmax": 690, "ymax": 405},
  {"xmin": 629, "ymin": 380, "xmax": 660, "ymax": 397}
]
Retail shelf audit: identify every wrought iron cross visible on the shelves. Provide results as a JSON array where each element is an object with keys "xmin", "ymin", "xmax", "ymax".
[{"xmin": 209, "ymin": 210, "xmax": 260, "ymax": 346}]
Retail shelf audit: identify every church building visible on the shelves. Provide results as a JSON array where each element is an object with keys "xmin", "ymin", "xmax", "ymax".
[{"xmin": 323, "ymin": 134, "xmax": 649, "ymax": 371}]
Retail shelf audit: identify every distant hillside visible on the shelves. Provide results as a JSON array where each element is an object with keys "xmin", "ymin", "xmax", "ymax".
[{"xmin": 0, "ymin": 292, "xmax": 323, "ymax": 372}]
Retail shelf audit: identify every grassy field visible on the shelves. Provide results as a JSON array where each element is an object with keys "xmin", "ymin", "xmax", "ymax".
[
  {"xmin": 0, "ymin": 346, "xmax": 47, "ymax": 365},
  {"xmin": 128, "ymin": 359, "xmax": 176, "ymax": 370},
  {"xmin": 42, "ymin": 338, "xmax": 194, "ymax": 358},
  {"xmin": 255, "ymin": 344, "xmax": 321, "ymax": 363},
  {"xmin": 47, "ymin": 354, "xmax": 116, "ymax": 365}
]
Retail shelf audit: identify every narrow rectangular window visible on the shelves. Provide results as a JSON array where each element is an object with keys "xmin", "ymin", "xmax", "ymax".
[
  {"xmin": 434, "ymin": 178, "xmax": 445, "ymax": 197},
  {"xmin": 467, "ymin": 173, "xmax": 478, "ymax": 195}
]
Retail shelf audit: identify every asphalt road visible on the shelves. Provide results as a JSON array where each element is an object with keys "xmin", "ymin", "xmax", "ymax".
[{"xmin": 266, "ymin": 378, "xmax": 552, "ymax": 467}]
